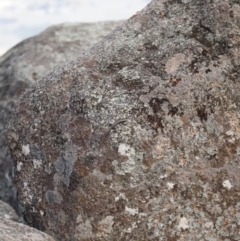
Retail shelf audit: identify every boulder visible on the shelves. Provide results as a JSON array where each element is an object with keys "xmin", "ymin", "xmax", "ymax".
[
  {"xmin": 0, "ymin": 21, "xmax": 122, "ymax": 210},
  {"xmin": 7, "ymin": 0, "xmax": 240, "ymax": 240},
  {"xmin": 0, "ymin": 218, "xmax": 55, "ymax": 241}
]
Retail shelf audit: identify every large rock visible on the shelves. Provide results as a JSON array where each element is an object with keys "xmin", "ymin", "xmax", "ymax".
[
  {"xmin": 0, "ymin": 21, "xmax": 122, "ymax": 210},
  {"xmin": 7, "ymin": 0, "xmax": 240, "ymax": 240}
]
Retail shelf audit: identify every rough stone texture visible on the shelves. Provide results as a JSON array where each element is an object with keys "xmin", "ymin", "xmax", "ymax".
[
  {"xmin": 0, "ymin": 200, "xmax": 18, "ymax": 221},
  {"xmin": 0, "ymin": 218, "xmax": 55, "ymax": 241},
  {"xmin": 7, "ymin": 0, "xmax": 240, "ymax": 240},
  {"xmin": 0, "ymin": 21, "xmax": 123, "ymax": 210}
]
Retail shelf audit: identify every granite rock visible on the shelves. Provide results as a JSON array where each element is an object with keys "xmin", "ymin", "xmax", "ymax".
[
  {"xmin": 0, "ymin": 21, "xmax": 122, "ymax": 210},
  {"xmin": 7, "ymin": 0, "xmax": 240, "ymax": 240}
]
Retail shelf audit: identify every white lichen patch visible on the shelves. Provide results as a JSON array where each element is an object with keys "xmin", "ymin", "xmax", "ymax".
[
  {"xmin": 22, "ymin": 181, "xmax": 33, "ymax": 203},
  {"xmin": 112, "ymin": 160, "xmax": 118, "ymax": 167},
  {"xmin": 120, "ymin": 159, "xmax": 136, "ymax": 174},
  {"xmin": 75, "ymin": 220, "xmax": 94, "ymax": 240},
  {"xmin": 33, "ymin": 159, "xmax": 42, "ymax": 169},
  {"xmin": 125, "ymin": 206, "xmax": 138, "ymax": 215},
  {"xmin": 117, "ymin": 143, "xmax": 137, "ymax": 174},
  {"xmin": 115, "ymin": 192, "xmax": 127, "ymax": 202},
  {"xmin": 22, "ymin": 144, "xmax": 30, "ymax": 156},
  {"xmin": 40, "ymin": 210, "xmax": 44, "ymax": 217},
  {"xmin": 118, "ymin": 143, "xmax": 135, "ymax": 156},
  {"xmin": 167, "ymin": 182, "xmax": 175, "ymax": 190},
  {"xmin": 222, "ymin": 180, "xmax": 233, "ymax": 190},
  {"xmin": 97, "ymin": 216, "xmax": 114, "ymax": 236},
  {"xmin": 160, "ymin": 174, "xmax": 168, "ymax": 179},
  {"xmin": 204, "ymin": 221, "xmax": 214, "ymax": 229},
  {"xmin": 4, "ymin": 214, "xmax": 11, "ymax": 220},
  {"xmin": 226, "ymin": 130, "xmax": 234, "ymax": 136},
  {"xmin": 76, "ymin": 214, "xmax": 83, "ymax": 224},
  {"xmin": 92, "ymin": 169, "xmax": 107, "ymax": 182},
  {"xmin": 178, "ymin": 217, "xmax": 189, "ymax": 230},
  {"xmin": 17, "ymin": 161, "xmax": 23, "ymax": 171}
]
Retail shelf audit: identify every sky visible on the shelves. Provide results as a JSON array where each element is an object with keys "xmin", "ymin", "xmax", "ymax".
[{"xmin": 0, "ymin": 0, "xmax": 151, "ymax": 56}]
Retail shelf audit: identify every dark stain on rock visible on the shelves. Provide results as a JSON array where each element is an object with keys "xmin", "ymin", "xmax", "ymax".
[
  {"xmin": 149, "ymin": 98, "xmax": 169, "ymax": 114},
  {"xmin": 69, "ymin": 95, "xmax": 87, "ymax": 115},
  {"xmin": 218, "ymin": 140, "xmax": 238, "ymax": 162},
  {"xmin": 190, "ymin": 21, "xmax": 230, "ymax": 58},
  {"xmin": 114, "ymin": 73, "xmax": 144, "ymax": 91},
  {"xmin": 68, "ymin": 116, "xmax": 91, "ymax": 147},
  {"xmin": 167, "ymin": 235, "xmax": 180, "ymax": 241},
  {"xmin": 148, "ymin": 115, "xmax": 164, "ymax": 131},
  {"xmin": 196, "ymin": 105, "xmax": 208, "ymax": 122}
]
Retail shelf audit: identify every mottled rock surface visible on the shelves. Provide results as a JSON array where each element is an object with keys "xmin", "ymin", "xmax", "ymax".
[
  {"xmin": 0, "ymin": 21, "xmax": 122, "ymax": 209},
  {"xmin": 0, "ymin": 218, "xmax": 55, "ymax": 241},
  {"xmin": 7, "ymin": 0, "xmax": 240, "ymax": 240}
]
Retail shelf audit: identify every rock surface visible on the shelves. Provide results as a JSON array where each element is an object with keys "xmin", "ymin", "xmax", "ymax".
[
  {"xmin": 0, "ymin": 200, "xmax": 18, "ymax": 221},
  {"xmin": 7, "ymin": 0, "xmax": 240, "ymax": 240},
  {"xmin": 0, "ymin": 21, "xmax": 122, "ymax": 209},
  {"xmin": 0, "ymin": 218, "xmax": 55, "ymax": 241},
  {"xmin": 0, "ymin": 200, "xmax": 55, "ymax": 240}
]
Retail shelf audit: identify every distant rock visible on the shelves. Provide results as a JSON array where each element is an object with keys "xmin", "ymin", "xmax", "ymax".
[
  {"xmin": 0, "ymin": 21, "xmax": 122, "ymax": 210},
  {"xmin": 7, "ymin": 0, "xmax": 240, "ymax": 240}
]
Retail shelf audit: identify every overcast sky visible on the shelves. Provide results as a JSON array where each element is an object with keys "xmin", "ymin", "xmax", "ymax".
[{"xmin": 0, "ymin": 0, "xmax": 151, "ymax": 56}]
